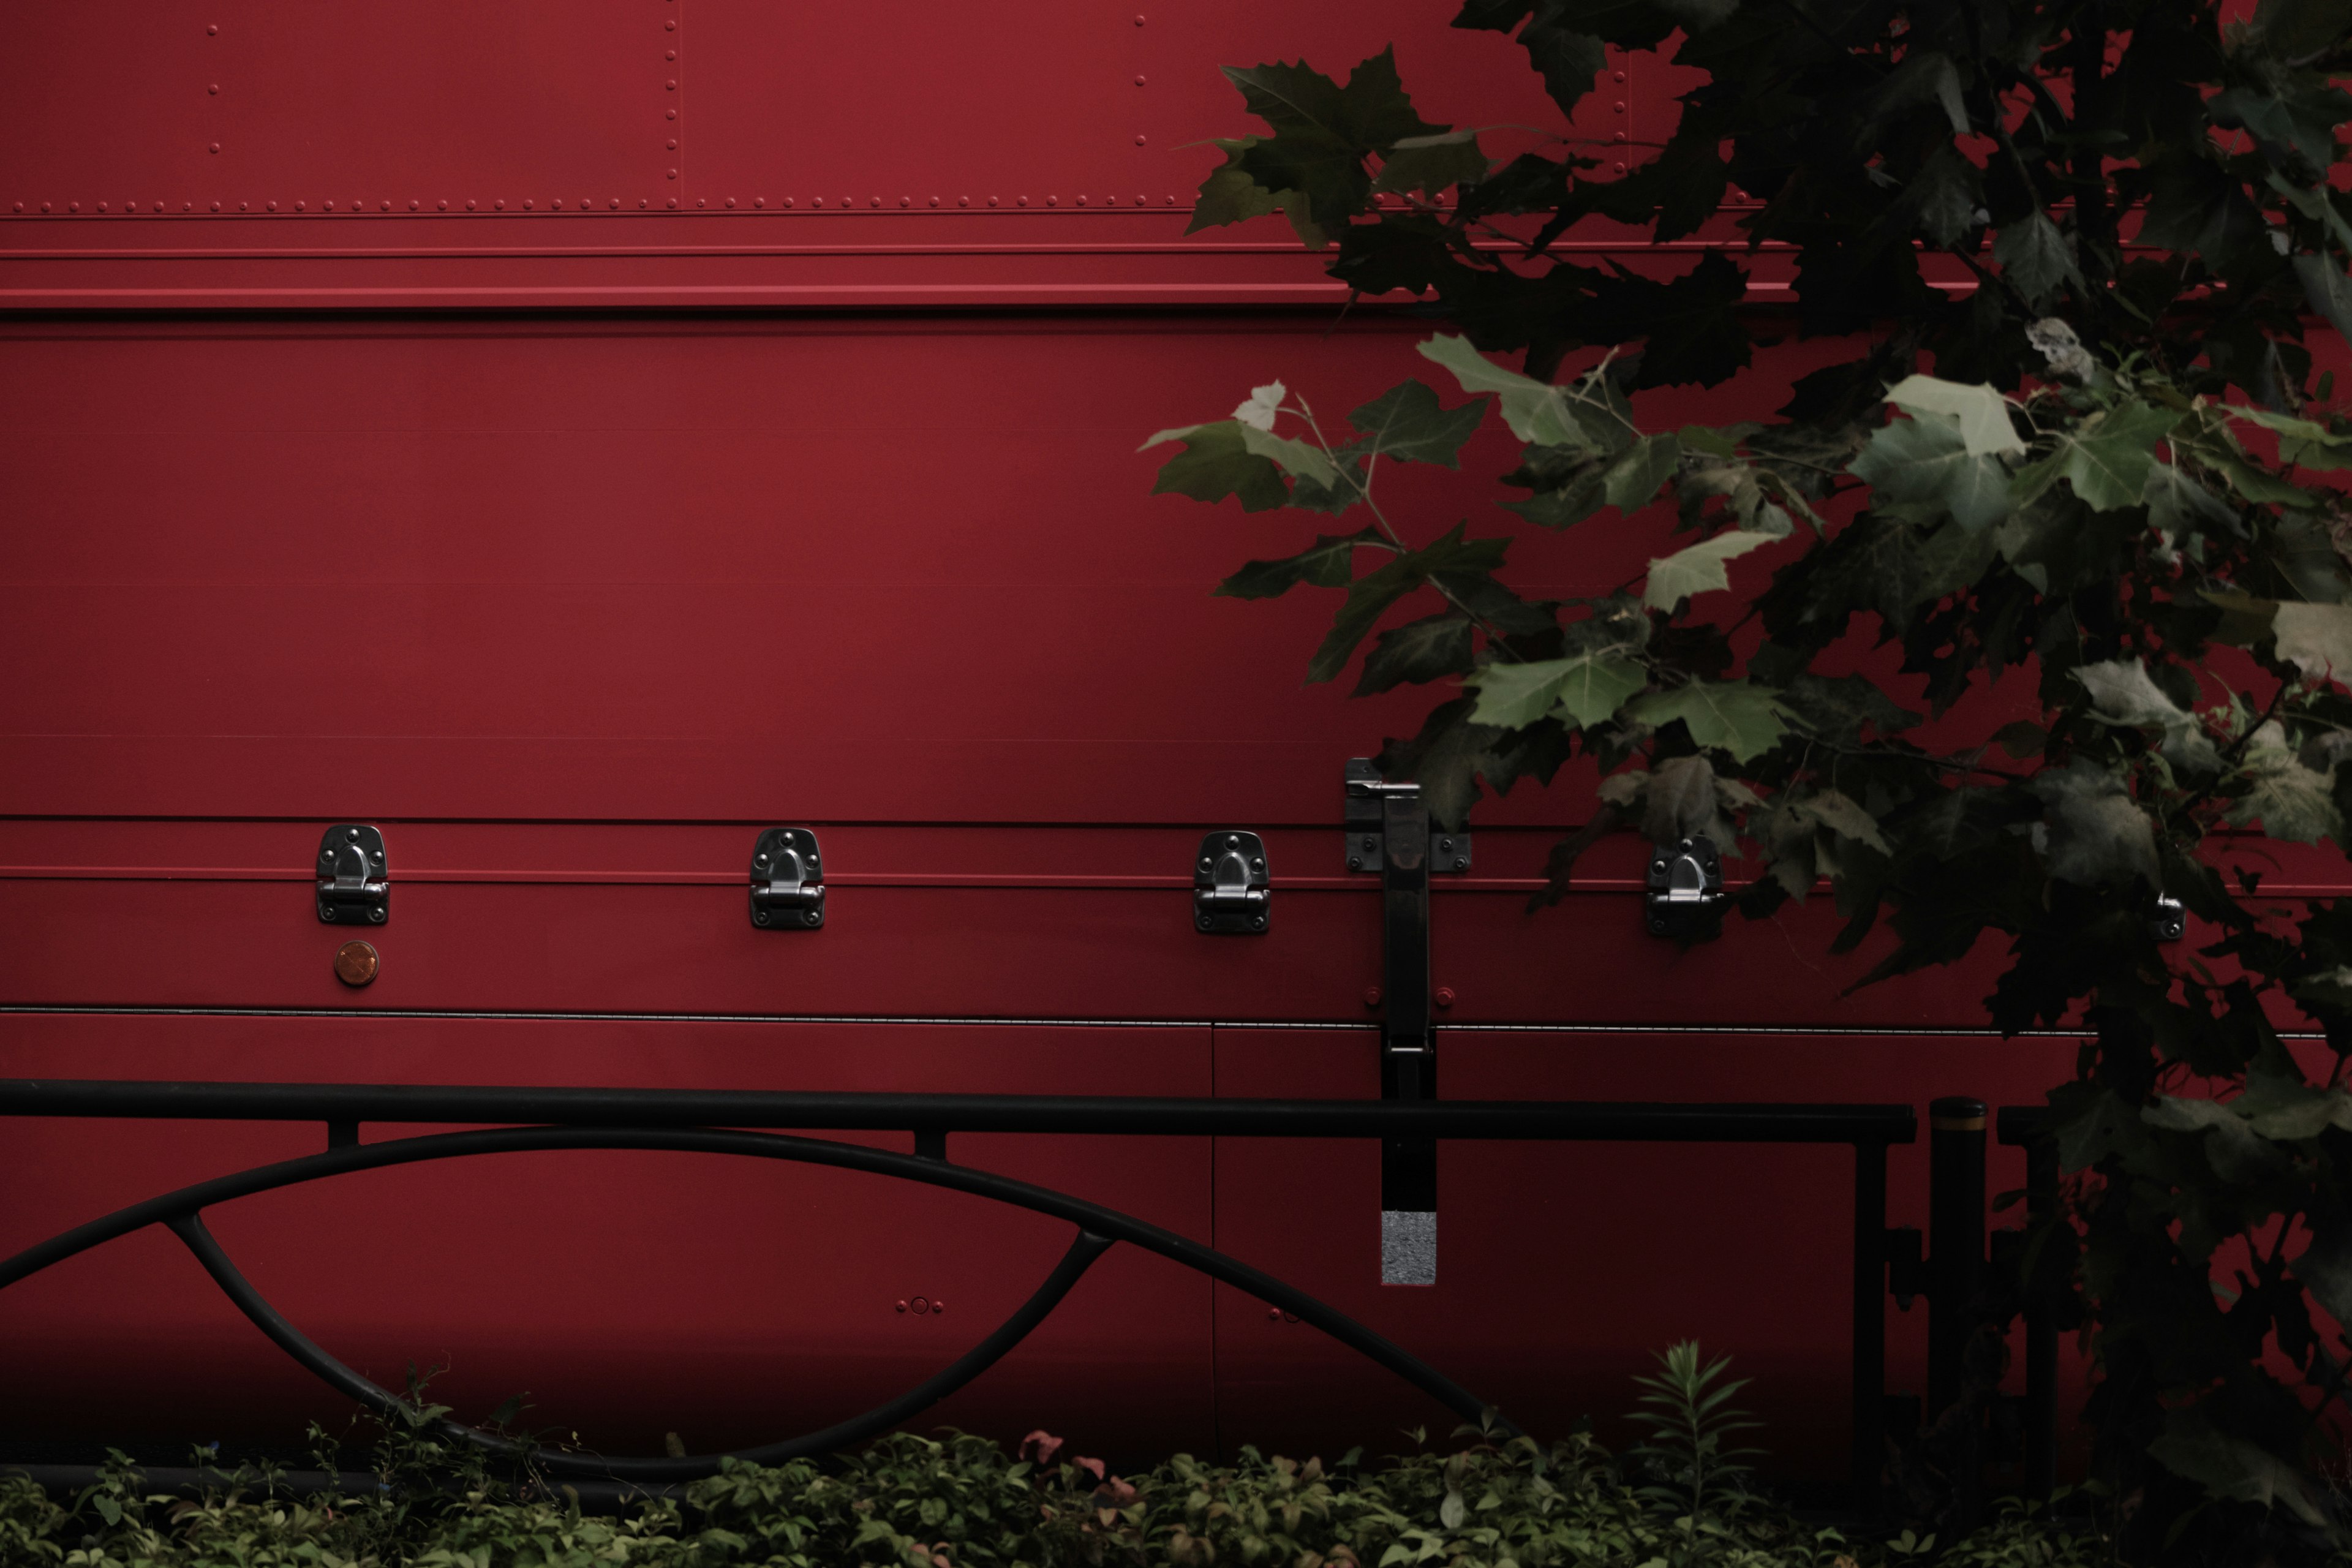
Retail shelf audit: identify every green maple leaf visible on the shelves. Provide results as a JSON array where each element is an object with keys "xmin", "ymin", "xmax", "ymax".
[
  {"xmin": 1188, "ymin": 140, "xmax": 1294, "ymax": 233},
  {"xmin": 1142, "ymin": 421, "xmax": 1287, "ymax": 510},
  {"xmin": 2029, "ymin": 760, "xmax": 2157, "ymax": 889},
  {"xmin": 1348, "ymin": 379, "xmax": 1491, "ymax": 467},
  {"xmin": 2271, "ymin": 601, "xmax": 2352, "ymax": 685},
  {"xmin": 1417, "ymin": 334, "xmax": 1593, "ymax": 450},
  {"xmin": 1215, "ymin": 527, "xmax": 1387, "ymax": 600},
  {"xmin": 1357, "ymin": 613, "xmax": 1475, "ymax": 694},
  {"xmin": 1221, "ymin": 50, "xmax": 1443, "ymax": 247},
  {"xmin": 1464, "ymin": 649, "xmax": 1646, "ymax": 729},
  {"xmin": 2226, "ymin": 723, "xmax": 2343, "ymax": 844},
  {"xmin": 1882, "ymin": 376, "xmax": 2027, "ymax": 456},
  {"xmin": 1373, "ymin": 131, "xmax": 1489, "ymax": 197},
  {"xmin": 1626, "ymin": 680, "xmax": 1793, "ymax": 761},
  {"xmin": 1992, "ymin": 214, "xmax": 2082, "ymax": 310},
  {"xmin": 1850, "ymin": 414, "xmax": 2013, "ymax": 530},
  {"xmin": 1643, "ymin": 530, "xmax": 1776, "ymax": 611},
  {"xmin": 2017, "ymin": 401, "xmax": 2183, "ymax": 512},
  {"xmin": 1307, "ymin": 523, "xmax": 1507, "ymax": 683},
  {"xmin": 1603, "ymin": 432, "xmax": 1681, "ymax": 511}
]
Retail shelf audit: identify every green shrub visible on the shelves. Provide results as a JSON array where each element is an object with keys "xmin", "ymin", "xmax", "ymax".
[{"xmin": 0, "ymin": 1344, "xmax": 2139, "ymax": 1568}]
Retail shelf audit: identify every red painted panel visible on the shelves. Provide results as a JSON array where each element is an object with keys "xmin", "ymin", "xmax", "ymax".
[
  {"xmin": 0, "ymin": 1016, "xmax": 1213, "ymax": 1458},
  {"xmin": 0, "ymin": 2, "xmax": 1656, "ymax": 307},
  {"xmin": 6, "ymin": 2, "xmax": 665, "ymax": 214},
  {"xmin": 1209, "ymin": 1028, "xmax": 2094, "ymax": 1479}
]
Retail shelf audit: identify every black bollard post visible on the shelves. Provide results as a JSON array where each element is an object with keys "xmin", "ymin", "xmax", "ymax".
[{"xmin": 1928, "ymin": 1096, "xmax": 1987, "ymax": 1531}]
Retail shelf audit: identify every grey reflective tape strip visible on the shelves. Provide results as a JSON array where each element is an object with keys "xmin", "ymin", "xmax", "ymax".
[{"xmin": 1381, "ymin": 1209, "xmax": 1436, "ymax": 1286}]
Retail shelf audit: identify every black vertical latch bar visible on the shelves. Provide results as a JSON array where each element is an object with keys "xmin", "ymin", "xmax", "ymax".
[
  {"xmin": 1928, "ymin": 1096, "xmax": 1987, "ymax": 1531},
  {"xmin": 2017, "ymin": 1115, "xmax": 2059, "ymax": 1500},
  {"xmin": 1850, "ymin": 1136, "xmax": 1888, "ymax": 1517},
  {"xmin": 1379, "ymin": 791, "xmax": 1436, "ymax": 1234}
]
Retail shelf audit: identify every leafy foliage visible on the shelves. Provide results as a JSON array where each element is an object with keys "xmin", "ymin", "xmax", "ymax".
[
  {"xmin": 0, "ymin": 1353, "xmax": 2132, "ymax": 1566},
  {"xmin": 1150, "ymin": 0, "xmax": 2352, "ymax": 1559}
]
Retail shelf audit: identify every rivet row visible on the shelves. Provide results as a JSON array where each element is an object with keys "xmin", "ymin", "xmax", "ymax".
[{"xmin": 10, "ymin": 196, "xmax": 1194, "ymax": 214}]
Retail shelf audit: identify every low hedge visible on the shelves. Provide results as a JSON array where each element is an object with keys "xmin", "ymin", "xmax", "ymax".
[{"xmin": 1, "ymin": 1427, "xmax": 2111, "ymax": 1568}]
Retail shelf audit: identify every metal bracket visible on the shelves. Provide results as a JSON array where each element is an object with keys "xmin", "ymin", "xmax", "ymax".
[
  {"xmin": 1645, "ymin": 835, "xmax": 1724, "ymax": 937},
  {"xmin": 1194, "ymin": 831, "xmax": 1270, "ymax": 935},
  {"xmin": 1344, "ymin": 758, "xmax": 1471, "ymax": 1286},
  {"xmin": 2150, "ymin": 893, "xmax": 2185, "ymax": 943},
  {"xmin": 1344, "ymin": 758, "xmax": 1469, "ymax": 873},
  {"xmin": 749, "ymin": 828, "xmax": 826, "ymax": 929},
  {"xmin": 315, "ymin": 825, "xmax": 389, "ymax": 925}
]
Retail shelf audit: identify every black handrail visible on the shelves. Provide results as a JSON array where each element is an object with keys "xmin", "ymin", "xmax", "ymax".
[{"xmin": 0, "ymin": 1080, "xmax": 1916, "ymax": 1504}]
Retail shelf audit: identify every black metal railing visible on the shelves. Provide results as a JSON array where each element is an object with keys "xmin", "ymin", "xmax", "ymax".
[{"xmin": 0, "ymin": 1079, "xmax": 1915, "ymax": 1504}]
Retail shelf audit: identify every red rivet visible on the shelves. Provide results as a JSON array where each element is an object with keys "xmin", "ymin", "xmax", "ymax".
[
  {"xmin": 522, "ymin": 198, "xmax": 533, "ymax": 208},
  {"xmin": 989, "ymin": 196, "xmax": 1000, "ymax": 206},
  {"xmin": 782, "ymin": 196, "xmax": 794, "ymax": 207},
  {"xmin": 380, "ymin": 199, "xmax": 391, "ymax": 210},
  {"xmin": 1134, "ymin": 134, "xmax": 1146, "ymax": 145},
  {"xmin": 667, "ymin": 138, "xmax": 678, "ymax": 149},
  {"xmin": 910, "ymin": 1295, "xmax": 929, "ymax": 1314},
  {"xmin": 754, "ymin": 196, "xmax": 764, "ymax": 208},
  {"xmin": 869, "ymin": 195, "xmax": 881, "ymax": 206},
  {"xmin": 957, "ymin": 195, "xmax": 969, "ymax": 207},
  {"xmin": 666, "ymin": 49, "xmax": 676, "ymax": 60},
  {"xmin": 895, "ymin": 1299, "xmax": 908, "ymax": 1313},
  {"xmin": 264, "ymin": 200, "xmax": 274, "ymax": 210},
  {"xmin": 40, "ymin": 202, "xmax": 51, "ymax": 211},
  {"xmin": 209, "ymin": 142, "xmax": 221, "ymax": 153},
  {"xmin": 696, "ymin": 197, "xmax": 706, "ymax": 206},
  {"xmin": 206, "ymin": 23, "xmax": 217, "ymax": 32},
  {"xmin": 725, "ymin": 196, "xmax": 734, "ymax": 207},
  {"xmin": 1133, "ymin": 74, "xmax": 1145, "ymax": 85},
  {"xmin": 666, "ymin": 108, "xmax": 676, "ymax": 119},
  {"xmin": 665, "ymin": 16, "xmax": 676, "ymax": 26},
  {"xmin": 207, "ymin": 83, "xmax": 219, "ymax": 94},
  {"xmin": 1136, "ymin": 193, "xmax": 1146, "ymax": 205},
  {"xmin": 1615, "ymin": 162, "xmax": 1627, "ymax": 173},
  {"xmin": 639, "ymin": 198, "xmax": 649, "ymax": 207},
  {"xmin": 69, "ymin": 201, "xmax": 80, "ymax": 211},
  {"xmin": 1267, "ymin": 1307, "xmax": 1280, "ymax": 1321},
  {"xmin": 493, "ymin": 198, "xmax": 503, "ymax": 209},
  {"xmin": 666, "ymin": 78, "xmax": 677, "ymax": 89},
  {"xmin": 323, "ymin": 200, "xmax": 334, "ymax": 210},
  {"xmin": 1613, "ymin": 130, "xmax": 1627, "ymax": 142},
  {"xmin": 667, "ymin": 168, "xmax": 677, "ymax": 179},
  {"xmin": 466, "ymin": 199, "xmax": 475, "ymax": 209},
  {"xmin": 208, "ymin": 202, "xmax": 219, "ymax": 211},
  {"xmin": 934, "ymin": 1300, "xmax": 945, "ymax": 1313},
  {"xmin": 1363, "ymin": 986, "xmax": 1382, "ymax": 1009},
  {"xmin": 1077, "ymin": 194, "xmax": 1087, "ymax": 206},
  {"xmin": 96, "ymin": 201, "xmax": 108, "ymax": 211},
  {"xmin": 1135, "ymin": 12, "xmax": 1146, "ymax": 21},
  {"xmin": 812, "ymin": 196, "xmax": 824, "ymax": 207},
  {"xmin": 1046, "ymin": 195, "xmax": 1057, "ymax": 206},
  {"xmin": 668, "ymin": 198, "xmax": 677, "ymax": 207},
  {"xmin": 1613, "ymin": 101, "xmax": 1626, "ymax": 113},
  {"xmin": 238, "ymin": 201, "xmax": 248, "ymax": 210},
  {"xmin": 1435, "ymin": 987, "xmax": 1456, "ymax": 1009},
  {"xmin": 297, "ymin": 200, "xmax": 308, "ymax": 211},
  {"xmin": 611, "ymin": 197, "xmax": 621, "ymax": 208}
]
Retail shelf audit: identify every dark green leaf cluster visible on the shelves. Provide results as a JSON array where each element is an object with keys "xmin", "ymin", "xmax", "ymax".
[
  {"xmin": 1157, "ymin": 0, "xmax": 2352, "ymax": 1553},
  {"xmin": 0, "ymin": 1360, "xmax": 2128, "ymax": 1567}
]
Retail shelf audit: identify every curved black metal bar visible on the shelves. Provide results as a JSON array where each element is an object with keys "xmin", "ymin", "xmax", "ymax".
[
  {"xmin": 167, "ymin": 1210, "xmax": 1115, "ymax": 1481},
  {"xmin": 1, "ymin": 1125, "xmax": 1512, "ymax": 1477}
]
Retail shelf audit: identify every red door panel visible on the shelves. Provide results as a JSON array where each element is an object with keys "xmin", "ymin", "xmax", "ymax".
[
  {"xmin": 0, "ymin": 1016, "xmax": 1214, "ymax": 1458},
  {"xmin": 1209, "ymin": 1027, "xmax": 2090, "ymax": 1477}
]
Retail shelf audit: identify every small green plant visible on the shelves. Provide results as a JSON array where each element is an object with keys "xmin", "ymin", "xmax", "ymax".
[{"xmin": 1627, "ymin": 1341, "xmax": 1765, "ymax": 1521}]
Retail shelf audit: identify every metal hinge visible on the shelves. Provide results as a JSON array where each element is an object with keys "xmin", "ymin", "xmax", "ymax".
[
  {"xmin": 2150, "ymin": 893, "xmax": 2185, "ymax": 943},
  {"xmin": 1645, "ymin": 835, "xmax": 1724, "ymax": 936},
  {"xmin": 316, "ymin": 825, "xmax": 389, "ymax": 925},
  {"xmin": 749, "ymin": 828, "xmax": 826, "ymax": 929},
  {"xmin": 1194, "ymin": 831, "xmax": 1270, "ymax": 935},
  {"xmin": 1343, "ymin": 758, "xmax": 1470, "ymax": 873}
]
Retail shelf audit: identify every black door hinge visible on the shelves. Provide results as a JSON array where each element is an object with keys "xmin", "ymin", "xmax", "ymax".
[
  {"xmin": 750, "ymin": 828, "xmax": 826, "ymax": 929},
  {"xmin": 316, "ymin": 825, "xmax": 389, "ymax": 925}
]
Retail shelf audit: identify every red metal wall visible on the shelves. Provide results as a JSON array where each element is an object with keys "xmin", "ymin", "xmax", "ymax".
[{"xmin": 0, "ymin": 2, "xmax": 2107, "ymax": 1477}]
